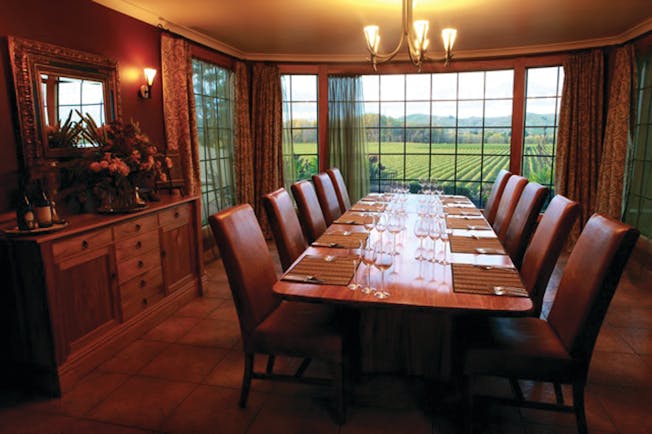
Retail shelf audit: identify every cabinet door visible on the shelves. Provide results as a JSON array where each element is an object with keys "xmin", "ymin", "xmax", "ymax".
[
  {"xmin": 160, "ymin": 221, "xmax": 195, "ymax": 294},
  {"xmin": 52, "ymin": 246, "xmax": 118, "ymax": 363}
]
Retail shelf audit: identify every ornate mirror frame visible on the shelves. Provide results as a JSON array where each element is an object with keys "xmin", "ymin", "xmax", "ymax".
[{"xmin": 8, "ymin": 36, "xmax": 121, "ymax": 176}]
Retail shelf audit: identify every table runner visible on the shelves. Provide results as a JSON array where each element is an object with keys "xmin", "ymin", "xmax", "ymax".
[
  {"xmin": 449, "ymin": 235, "xmax": 505, "ymax": 254},
  {"xmin": 313, "ymin": 231, "xmax": 369, "ymax": 248},
  {"xmin": 333, "ymin": 211, "xmax": 373, "ymax": 225},
  {"xmin": 282, "ymin": 255, "xmax": 357, "ymax": 285},
  {"xmin": 445, "ymin": 216, "xmax": 492, "ymax": 230},
  {"xmin": 452, "ymin": 263, "xmax": 527, "ymax": 296}
]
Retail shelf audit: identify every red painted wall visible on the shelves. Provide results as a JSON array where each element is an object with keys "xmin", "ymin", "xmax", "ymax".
[{"xmin": 0, "ymin": 0, "xmax": 165, "ymax": 212}]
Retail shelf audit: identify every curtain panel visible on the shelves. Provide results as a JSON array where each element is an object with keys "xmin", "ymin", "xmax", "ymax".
[
  {"xmin": 233, "ymin": 61, "xmax": 255, "ymax": 207},
  {"xmin": 251, "ymin": 63, "xmax": 284, "ymax": 236},
  {"xmin": 555, "ymin": 49, "xmax": 605, "ymax": 241},
  {"xmin": 161, "ymin": 33, "xmax": 201, "ymax": 196},
  {"xmin": 596, "ymin": 45, "xmax": 637, "ymax": 219},
  {"xmin": 328, "ymin": 76, "xmax": 370, "ymax": 202}
]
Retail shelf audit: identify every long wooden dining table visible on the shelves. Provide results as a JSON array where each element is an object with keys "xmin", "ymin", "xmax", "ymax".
[{"xmin": 273, "ymin": 193, "xmax": 533, "ymax": 378}]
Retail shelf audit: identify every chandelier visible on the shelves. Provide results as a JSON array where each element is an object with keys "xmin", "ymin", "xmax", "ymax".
[{"xmin": 363, "ymin": 0, "xmax": 457, "ymax": 70}]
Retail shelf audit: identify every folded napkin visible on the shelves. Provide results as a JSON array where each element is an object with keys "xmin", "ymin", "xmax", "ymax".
[
  {"xmin": 445, "ymin": 216, "xmax": 491, "ymax": 230},
  {"xmin": 282, "ymin": 254, "xmax": 358, "ymax": 285},
  {"xmin": 444, "ymin": 207, "xmax": 483, "ymax": 216},
  {"xmin": 452, "ymin": 263, "xmax": 527, "ymax": 296},
  {"xmin": 350, "ymin": 202, "xmax": 386, "ymax": 212},
  {"xmin": 333, "ymin": 211, "xmax": 373, "ymax": 225},
  {"xmin": 313, "ymin": 231, "xmax": 369, "ymax": 248},
  {"xmin": 449, "ymin": 235, "xmax": 505, "ymax": 254}
]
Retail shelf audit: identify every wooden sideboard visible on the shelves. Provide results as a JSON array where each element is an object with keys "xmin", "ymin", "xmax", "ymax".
[{"xmin": 0, "ymin": 194, "xmax": 203, "ymax": 394}]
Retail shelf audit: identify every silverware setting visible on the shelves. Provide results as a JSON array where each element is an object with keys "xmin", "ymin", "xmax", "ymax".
[
  {"xmin": 493, "ymin": 286, "xmax": 528, "ymax": 296},
  {"xmin": 312, "ymin": 242, "xmax": 340, "ymax": 248},
  {"xmin": 467, "ymin": 225, "xmax": 489, "ymax": 230},
  {"xmin": 282, "ymin": 274, "xmax": 323, "ymax": 283},
  {"xmin": 475, "ymin": 247, "xmax": 506, "ymax": 254},
  {"xmin": 472, "ymin": 264, "xmax": 514, "ymax": 270}
]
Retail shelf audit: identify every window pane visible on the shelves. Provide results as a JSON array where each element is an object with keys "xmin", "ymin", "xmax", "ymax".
[
  {"xmin": 432, "ymin": 73, "xmax": 457, "ymax": 100},
  {"xmin": 527, "ymin": 67, "xmax": 561, "ymax": 97},
  {"xmin": 291, "ymin": 75, "xmax": 317, "ymax": 100},
  {"xmin": 485, "ymin": 100, "xmax": 512, "ymax": 125},
  {"xmin": 485, "ymin": 70, "xmax": 514, "ymax": 98},
  {"xmin": 380, "ymin": 75, "xmax": 405, "ymax": 101},
  {"xmin": 458, "ymin": 72, "xmax": 485, "ymax": 99},
  {"xmin": 405, "ymin": 74, "xmax": 430, "ymax": 100}
]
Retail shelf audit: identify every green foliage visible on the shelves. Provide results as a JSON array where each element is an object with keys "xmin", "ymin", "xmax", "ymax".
[{"xmin": 294, "ymin": 155, "xmax": 318, "ymax": 180}]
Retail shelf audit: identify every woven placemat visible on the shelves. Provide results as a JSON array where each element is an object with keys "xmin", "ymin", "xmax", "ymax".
[
  {"xmin": 313, "ymin": 231, "xmax": 369, "ymax": 248},
  {"xmin": 360, "ymin": 194, "xmax": 390, "ymax": 203},
  {"xmin": 449, "ymin": 235, "xmax": 505, "ymax": 254},
  {"xmin": 452, "ymin": 263, "xmax": 527, "ymax": 296},
  {"xmin": 444, "ymin": 207, "xmax": 483, "ymax": 216},
  {"xmin": 333, "ymin": 212, "xmax": 373, "ymax": 225},
  {"xmin": 350, "ymin": 202, "xmax": 386, "ymax": 212},
  {"xmin": 282, "ymin": 255, "xmax": 358, "ymax": 285},
  {"xmin": 446, "ymin": 216, "xmax": 492, "ymax": 230},
  {"xmin": 441, "ymin": 196, "xmax": 473, "ymax": 206}
]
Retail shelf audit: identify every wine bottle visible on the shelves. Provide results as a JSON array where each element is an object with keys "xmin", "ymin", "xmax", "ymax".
[
  {"xmin": 17, "ymin": 195, "xmax": 37, "ymax": 231},
  {"xmin": 35, "ymin": 190, "xmax": 53, "ymax": 228}
]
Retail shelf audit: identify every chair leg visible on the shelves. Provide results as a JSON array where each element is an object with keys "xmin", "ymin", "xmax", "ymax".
[
  {"xmin": 554, "ymin": 382, "xmax": 564, "ymax": 405},
  {"xmin": 509, "ymin": 378, "xmax": 524, "ymax": 401},
  {"xmin": 239, "ymin": 353, "xmax": 254, "ymax": 408},
  {"xmin": 334, "ymin": 361, "xmax": 345, "ymax": 425},
  {"xmin": 294, "ymin": 357, "xmax": 312, "ymax": 377},
  {"xmin": 572, "ymin": 381, "xmax": 588, "ymax": 434},
  {"xmin": 266, "ymin": 355, "xmax": 276, "ymax": 375},
  {"xmin": 462, "ymin": 375, "xmax": 473, "ymax": 434}
]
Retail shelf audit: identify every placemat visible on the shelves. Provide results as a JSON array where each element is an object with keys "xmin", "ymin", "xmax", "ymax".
[
  {"xmin": 452, "ymin": 263, "xmax": 527, "ymax": 296},
  {"xmin": 446, "ymin": 216, "xmax": 492, "ymax": 230},
  {"xmin": 333, "ymin": 212, "xmax": 373, "ymax": 225},
  {"xmin": 350, "ymin": 202, "xmax": 386, "ymax": 212},
  {"xmin": 449, "ymin": 235, "xmax": 505, "ymax": 254},
  {"xmin": 441, "ymin": 196, "xmax": 473, "ymax": 206},
  {"xmin": 444, "ymin": 207, "xmax": 483, "ymax": 216},
  {"xmin": 313, "ymin": 231, "xmax": 369, "ymax": 248},
  {"xmin": 282, "ymin": 255, "xmax": 357, "ymax": 285},
  {"xmin": 360, "ymin": 194, "xmax": 390, "ymax": 203}
]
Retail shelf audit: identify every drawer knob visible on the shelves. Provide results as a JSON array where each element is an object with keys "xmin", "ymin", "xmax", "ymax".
[
  {"xmin": 174, "ymin": 211, "xmax": 180, "ymax": 218},
  {"xmin": 138, "ymin": 260, "xmax": 144, "ymax": 268},
  {"xmin": 142, "ymin": 298, "xmax": 148, "ymax": 306},
  {"xmin": 135, "ymin": 224, "xmax": 142, "ymax": 231},
  {"xmin": 81, "ymin": 240, "xmax": 89, "ymax": 249},
  {"xmin": 136, "ymin": 241, "xmax": 142, "ymax": 249},
  {"xmin": 140, "ymin": 279, "xmax": 146, "ymax": 288}
]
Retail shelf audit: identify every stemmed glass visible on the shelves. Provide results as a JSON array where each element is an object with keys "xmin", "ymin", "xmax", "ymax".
[
  {"xmin": 373, "ymin": 242, "xmax": 393, "ymax": 299},
  {"xmin": 439, "ymin": 219, "xmax": 450, "ymax": 266},
  {"xmin": 414, "ymin": 217, "xmax": 429, "ymax": 260},
  {"xmin": 347, "ymin": 241, "xmax": 363, "ymax": 290},
  {"xmin": 428, "ymin": 216, "xmax": 442, "ymax": 263},
  {"xmin": 360, "ymin": 239, "xmax": 377, "ymax": 295},
  {"xmin": 375, "ymin": 214, "xmax": 387, "ymax": 252},
  {"xmin": 387, "ymin": 212, "xmax": 402, "ymax": 255}
]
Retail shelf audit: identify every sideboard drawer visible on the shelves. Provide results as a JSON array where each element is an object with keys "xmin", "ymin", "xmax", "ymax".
[
  {"xmin": 114, "ymin": 214, "xmax": 158, "ymax": 241},
  {"xmin": 117, "ymin": 249, "xmax": 161, "ymax": 284},
  {"xmin": 115, "ymin": 231, "xmax": 160, "ymax": 263},
  {"xmin": 159, "ymin": 204, "xmax": 190, "ymax": 227},
  {"xmin": 52, "ymin": 228, "xmax": 113, "ymax": 260}
]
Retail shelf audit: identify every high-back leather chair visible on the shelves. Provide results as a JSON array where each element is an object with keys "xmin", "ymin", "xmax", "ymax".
[
  {"xmin": 209, "ymin": 204, "xmax": 345, "ymax": 422},
  {"xmin": 327, "ymin": 168, "xmax": 351, "ymax": 213},
  {"xmin": 519, "ymin": 195, "xmax": 580, "ymax": 317},
  {"xmin": 263, "ymin": 188, "xmax": 309, "ymax": 271},
  {"xmin": 502, "ymin": 182, "xmax": 548, "ymax": 269},
  {"xmin": 291, "ymin": 180, "xmax": 328, "ymax": 243},
  {"xmin": 492, "ymin": 174, "xmax": 527, "ymax": 240},
  {"xmin": 463, "ymin": 214, "xmax": 639, "ymax": 434},
  {"xmin": 483, "ymin": 170, "xmax": 512, "ymax": 225},
  {"xmin": 312, "ymin": 172, "xmax": 343, "ymax": 226}
]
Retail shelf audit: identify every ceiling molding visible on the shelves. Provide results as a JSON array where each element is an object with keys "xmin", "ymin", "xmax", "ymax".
[{"xmin": 94, "ymin": 0, "xmax": 652, "ymax": 63}]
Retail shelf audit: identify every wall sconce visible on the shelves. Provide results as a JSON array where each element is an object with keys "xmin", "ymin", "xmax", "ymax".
[{"xmin": 139, "ymin": 68, "xmax": 157, "ymax": 99}]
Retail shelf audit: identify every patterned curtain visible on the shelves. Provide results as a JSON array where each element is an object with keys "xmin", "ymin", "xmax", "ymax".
[
  {"xmin": 328, "ymin": 76, "xmax": 370, "ymax": 202},
  {"xmin": 160, "ymin": 33, "xmax": 201, "ymax": 196},
  {"xmin": 596, "ymin": 45, "xmax": 637, "ymax": 219},
  {"xmin": 555, "ymin": 49, "xmax": 605, "ymax": 240},
  {"xmin": 233, "ymin": 61, "xmax": 255, "ymax": 207},
  {"xmin": 251, "ymin": 63, "xmax": 284, "ymax": 236}
]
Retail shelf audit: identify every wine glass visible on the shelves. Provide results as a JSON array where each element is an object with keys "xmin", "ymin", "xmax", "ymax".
[
  {"xmin": 414, "ymin": 217, "xmax": 429, "ymax": 260},
  {"xmin": 347, "ymin": 241, "xmax": 363, "ymax": 290},
  {"xmin": 373, "ymin": 242, "xmax": 393, "ymax": 299},
  {"xmin": 428, "ymin": 216, "xmax": 442, "ymax": 263},
  {"xmin": 375, "ymin": 214, "xmax": 387, "ymax": 252},
  {"xmin": 387, "ymin": 212, "xmax": 402, "ymax": 256},
  {"xmin": 439, "ymin": 219, "xmax": 450, "ymax": 266},
  {"xmin": 360, "ymin": 239, "xmax": 377, "ymax": 295}
]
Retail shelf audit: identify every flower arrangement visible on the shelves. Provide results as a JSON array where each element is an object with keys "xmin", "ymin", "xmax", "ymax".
[{"xmin": 60, "ymin": 113, "xmax": 172, "ymax": 212}]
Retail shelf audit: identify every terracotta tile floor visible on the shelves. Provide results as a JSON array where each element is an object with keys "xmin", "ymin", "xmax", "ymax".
[{"xmin": 1, "ymin": 246, "xmax": 650, "ymax": 434}]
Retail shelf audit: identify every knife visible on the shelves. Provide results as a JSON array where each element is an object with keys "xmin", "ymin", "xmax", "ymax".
[
  {"xmin": 312, "ymin": 242, "xmax": 340, "ymax": 248},
  {"xmin": 282, "ymin": 274, "xmax": 323, "ymax": 284}
]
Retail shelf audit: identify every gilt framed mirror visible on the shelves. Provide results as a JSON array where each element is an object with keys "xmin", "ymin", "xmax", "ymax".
[{"xmin": 8, "ymin": 36, "xmax": 121, "ymax": 176}]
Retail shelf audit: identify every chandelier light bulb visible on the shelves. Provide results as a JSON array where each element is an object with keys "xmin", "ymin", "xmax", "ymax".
[{"xmin": 364, "ymin": 25, "xmax": 380, "ymax": 54}]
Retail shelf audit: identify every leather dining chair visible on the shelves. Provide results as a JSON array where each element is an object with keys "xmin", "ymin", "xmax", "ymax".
[
  {"xmin": 327, "ymin": 168, "xmax": 352, "ymax": 213},
  {"xmin": 263, "ymin": 188, "xmax": 309, "ymax": 271},
  {"xmin": 209, "ymin": 204, "xmax": 346, "ymax": 423},
  {"xmin": 291, "ymin": 180, "xmax": 328, "ymax": 243},
  {"xmin": 483, "ymin": 169, "xmax": 512, "ymax": 225},
  {"xmin": 313, "ymin": 172, "xmax": 343, "ymax": 225},
  {"xmin": 492, "ymin": 174, "xmax": 528, "ymax": 241},
  {"xmin": 462, "ymin": 214, "xmax": 639, "ymax": 434},
  {"xmin": 502, "ymin": 182, "xmax": 548, "ymax": 269},
  {"xmin": 518, "ymin": 195, "xmax": 581, "ymax": 317}
]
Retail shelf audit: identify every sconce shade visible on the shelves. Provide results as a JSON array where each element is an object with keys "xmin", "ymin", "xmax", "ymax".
[
  {"xmin": 144, "ymin": 68, "xmax": 157, "ymax": 86},
  {"xmin": 140, "ymin": 67, "xmax": 157, "ymax": 99}
]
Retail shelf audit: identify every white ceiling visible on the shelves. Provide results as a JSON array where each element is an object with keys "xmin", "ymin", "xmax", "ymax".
[{"xmin": 95, "ymin": 0, "xmax": 652, "ymax": 62}]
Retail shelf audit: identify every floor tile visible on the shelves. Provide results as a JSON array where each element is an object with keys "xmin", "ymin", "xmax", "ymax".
[
  {"xmin": 203, "ymin": 351, "xmax": 275, "ymax": 392},
  {"xmin": 160, "ymin": 385, "xmax": 264, "ymax": 434},
  {"xmin": 616, "ymin": 327, "xmax": 652, "ymax": 355},
  {"xmin": 245, "ymin": 393, "xmax": 340, "ymax": 434},
  {"xmin": 605, "ymin": 306, "xmax": 652, "ymax": 329},
  {"xmin": 177, "ymin": 318, "xmax": 241, "ymax": 349},
  {"xmin": 594, "ymin": 323, "xmax": 635, "ymax": 353},
  {"xmin": 175, "ymin": 297, "xmax": 224, "ymax": 318},
  {"xmin": 98, "ymin": 339, "xmax": 169, "ymax": 374},
  {"xmin": 588, "ymin": 351, "xmax": 652, "ymax": 387},
  {"xmin": 86, "ymin": 376, "xmax": 196, "ymax": 430},
  {"xmin": 592, "ymin": 384, "xmax": 652, "ymax": 434},
  {"xmin": 142, "ymin": 315, "xmax": 201, "ymax": 342},
  {"xmin": 208, "ymin": 301, "xmax": 238, "ymax": 322},
  {"xmin": 139, "ymin": 343, "xmax": 228, "ymax": 383},
  {"xmin": 341, "ymin": 408, "xmax": 432, "ymax": 434}
]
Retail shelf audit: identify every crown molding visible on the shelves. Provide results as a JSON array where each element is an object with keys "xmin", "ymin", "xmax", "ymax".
[{"xmin": 93, "ymin": 0, "xmax": 652, "ymax": 63}]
